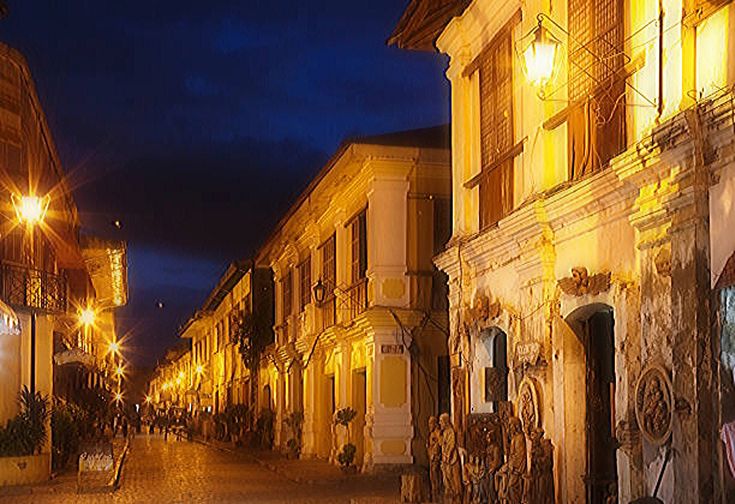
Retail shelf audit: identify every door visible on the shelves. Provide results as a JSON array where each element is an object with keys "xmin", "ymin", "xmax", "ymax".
[
  {"xmin": 584, "ymin": 310, "xmax": 617, "ymax": 503},
  {"xmin": 352, "ymin": 369, "xmax": 366, "ymax": 466}
]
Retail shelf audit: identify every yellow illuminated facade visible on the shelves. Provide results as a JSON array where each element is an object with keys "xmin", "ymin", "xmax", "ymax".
[
  {"xmin": 256, "ymin": 127, "xmax": 451, "ymax": 470},
  {"xmin": 392, "ymin": 0, "xmax": 735, "ymax": 502}
]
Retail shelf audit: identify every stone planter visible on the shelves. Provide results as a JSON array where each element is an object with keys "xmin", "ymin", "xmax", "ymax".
[{"xmin": 0, "ymin": 453, "xmax": 50, "ymax": 486}]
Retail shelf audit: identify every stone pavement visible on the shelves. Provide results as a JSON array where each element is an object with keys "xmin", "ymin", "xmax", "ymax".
[{"xmin": 0, "ymin": 434, "xmax": 400, "ymax": 503}]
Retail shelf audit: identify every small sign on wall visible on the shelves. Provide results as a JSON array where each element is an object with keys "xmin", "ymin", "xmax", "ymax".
[{"xmin": 381, "ymin": 344, "xmax": 404, "ymax": 354}]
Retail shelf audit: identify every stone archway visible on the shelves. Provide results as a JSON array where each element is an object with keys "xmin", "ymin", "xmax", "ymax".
[
  {"xmin": 565, "ymin": 303, "xmax": 617, "ymax": 504},
  {"xmin": 554, "ymin": 302, "xmax": 618, "ymax": 504}
]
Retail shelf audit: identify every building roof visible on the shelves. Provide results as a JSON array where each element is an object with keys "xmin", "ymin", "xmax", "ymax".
[
  {"xmin": 387, "ymin": 0, "xmax": 470, "ymax": 51},
  {"xmin": 255, "ymin": 124, "xmax": 449, "ymax": 264}
]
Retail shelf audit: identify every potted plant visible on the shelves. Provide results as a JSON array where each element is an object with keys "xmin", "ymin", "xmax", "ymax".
[
  {"xmin": 284, "ymin": 411, "xmax": 303, "ymax": 459},
  {"xmin": 334, "ymin": 407, "xmax": 358, "ymax": 473}
]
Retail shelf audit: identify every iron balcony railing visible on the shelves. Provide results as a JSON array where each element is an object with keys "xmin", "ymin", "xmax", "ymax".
[
  {"xmin": 344, "ymin": 278, "xmax": 368, "ymax": 320},
  {"xmin": 0, "ymin": 262, "xmax": 67, "ymax": 313}
]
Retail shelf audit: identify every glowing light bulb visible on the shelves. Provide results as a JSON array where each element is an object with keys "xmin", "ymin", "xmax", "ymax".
[
  {"xmin": 79, "ymin": 307, "xmax": 95, "ymax": 326},
  {"xmin": 12, "ymin": 193, "xmax": 50, "ymax": 226},
  {"xmin": 522, "ymin": 23, "xmax": 560, "ymax": 88}
]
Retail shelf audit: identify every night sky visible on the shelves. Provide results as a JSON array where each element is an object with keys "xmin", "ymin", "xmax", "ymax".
[{"xmin": 0, "ymin": 1, "xmax": 448, "ymax": 368}]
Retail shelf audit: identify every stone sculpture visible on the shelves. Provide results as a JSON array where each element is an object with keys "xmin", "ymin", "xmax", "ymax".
[
  {"xmin": 496, "ymin": 416, "xmax": 526, "ymax": 504},
  {"xmin": 439, "ymin": 413, "xmax": 463, "ymax": 504},
  {"xmin": 427, "ymin": 416, "xmax": 442, "ymax": 502},
  {"xmin": 485, "ymin": 425, "xmax": 503, "ymax": 503},
  {"xmin": 464, "ymin": 454, "xmax": 487, "ymax": 504},
  {"xmin": 558, "ymin": 267, "xmax": 611, "ymax": 296},
  {"xmin": 525, "ymin": 427, "xmax": 554, "ymax": 504}
]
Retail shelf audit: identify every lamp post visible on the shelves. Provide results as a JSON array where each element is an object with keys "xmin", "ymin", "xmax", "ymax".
[{"xmin": 12, "ymin": 192, "xmax": 50, "ymax": 395}]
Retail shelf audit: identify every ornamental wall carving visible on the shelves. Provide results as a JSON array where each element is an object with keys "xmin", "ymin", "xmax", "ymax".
[
  {"xmin": 516, "ymin": 376, "xmax": 541, "ymax": 435},
  {"xmin": 634, "ymin": 363, "xmax": 673, "ymax": 445},
  {"xmin": 464, "ymin": 291, "xmax": 501, "ymax": 326},
  {"xmin": 558, "ymin": 267, "xmax": 611, "ymax": 296}
]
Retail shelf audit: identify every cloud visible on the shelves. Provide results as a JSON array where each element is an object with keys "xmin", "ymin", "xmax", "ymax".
[{"xmin": 1, "ymin": 0, "xmax": 449, "ymax": 366}]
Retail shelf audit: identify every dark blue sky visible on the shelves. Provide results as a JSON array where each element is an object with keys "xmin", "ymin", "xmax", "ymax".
[{"xmin": 1, "ymin": 1, "xmax": 448, "ymax": 367}]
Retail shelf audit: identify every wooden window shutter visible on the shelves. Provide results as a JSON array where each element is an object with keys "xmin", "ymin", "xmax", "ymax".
[
  {"xmin": 568, "ymin": 0, "xmax": 626, "ymax": 180},
  {"xmin": 478, "ymin": 27, "xmax": 515, "ymax": 229}
]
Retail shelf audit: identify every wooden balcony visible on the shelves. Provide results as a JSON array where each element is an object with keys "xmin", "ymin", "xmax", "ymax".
[{"xmin": 0, "ymin": 261, "xmax": 67, "ymax": 313}]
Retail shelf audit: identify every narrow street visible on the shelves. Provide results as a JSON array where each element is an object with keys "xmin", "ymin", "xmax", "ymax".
[{"xmin": 0, "ymin": 435, "xmax": 398, "ymax": 503}]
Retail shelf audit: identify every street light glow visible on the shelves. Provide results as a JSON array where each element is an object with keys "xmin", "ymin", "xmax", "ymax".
[
  {"xmin": 109, "ymin": 341, "xmax": 120, "ymax": 354},
  {"xmin": 114, "ymin": 391, "xmax": 123, "ymax": 402},
  {"xmin": 196, "ymin": 364, "xmax": 203, "ymax": 375},
  {"xmin": 115, "ymin": 365, "xmax": 124, "ymax": 377},
  {"xmin": 79, "ymin": 307, "xmax": 96, "ymax": 326}
]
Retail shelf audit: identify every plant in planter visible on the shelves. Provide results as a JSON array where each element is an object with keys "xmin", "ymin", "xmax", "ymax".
[
  {"xmin": 0, "ymin": 387, "xmax": 50, "ymax": 457},
  {"xmin": 337, "ymin": 442, "xmax": 357, "ymax": 473},
  {"xmin": 283, "ymin": 411, "xmax": 303, "ymax": 458},
  {"xmin": 334, "ymin": 407, "xmax": 358, "ymax": 472}
]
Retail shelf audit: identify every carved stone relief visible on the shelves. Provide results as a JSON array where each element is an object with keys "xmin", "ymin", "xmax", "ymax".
[
  {"xmin": 515, "ymin": 342, "xmax": 542, "ymax": 368},
  {"xmin": 558, "ymin": 267, "xmax": 611, "ymax": 296},
  {"xmin": 655, "ymin": 247, "xmax": 672, "ymax": 277},
  {"xmin": 516, "ymin": 376, "xmax": 541, "ymax": 435},
  {"xmin": 635, "ymin": 364, "xmax": 673, "ymax": 445},
  {"xmin": 465, "ymin": 291, "xmax": 502, "ymax": 326}
]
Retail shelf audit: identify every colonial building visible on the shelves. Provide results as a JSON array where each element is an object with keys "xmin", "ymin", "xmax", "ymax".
[
  {"xmin": 392, "ymin": 0, "xmax": 735, "ymax": 502},
  {"xmin": 178, "ymin": 261, "xmax": 274, "ymax": 414},
  {"xmin": 255, "ymin": 126, "xmax": 451, "ymax": 470},
  {"xmin": 0, "ymin": 42, "xmax": 127, "ymax": 480}
]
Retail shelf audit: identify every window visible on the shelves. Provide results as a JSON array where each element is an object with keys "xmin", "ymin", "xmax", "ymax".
[
  {"xmin": 567, "ymin": 0, "xmax": 626, "ymax": 179},
  {"xmin": 282, "ymin": 269, "xmax": 292, "ymax": 321},
  {"xmin": 2, "ymin": 227, "xmax": 24, "ymax": 263},
  {"xmin": 320, "ymin": 235, "xmax": 336, "ymax": 291},
  {"xmin": 350, "ymin": 210, "xmax": 367, "ymax": 283},
  {"xmin": 298, "ymin": 257, "xmax": 311, "ymax": 312},
  {"xmin": 433, "ymin": 198, "xmax": 451, "ymax": 255},
  {"xmin": 319, "ymin": 234, "xmax": 336, "ymax": 328},
  {"xmin": 472, "ymin": 18, "xmax": 517, "ymax": 229}
]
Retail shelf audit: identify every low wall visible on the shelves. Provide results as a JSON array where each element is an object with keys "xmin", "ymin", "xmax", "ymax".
[{"xmin": 0, "ymin": 453, "xmax": 50, "ymax": 486}]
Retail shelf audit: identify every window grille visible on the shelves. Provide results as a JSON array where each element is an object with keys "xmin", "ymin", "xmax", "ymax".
[
  {"xmin": 568, "ymin": 0, "xmax": 626, "ymax": 179},
  {"xmin": 477, "ymin": 24, "xmax": 515, "ymax": 229}
]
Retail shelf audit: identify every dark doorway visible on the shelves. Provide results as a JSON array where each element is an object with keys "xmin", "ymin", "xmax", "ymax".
[
  {"xmin": 582, "ymin": 309, "xmax": 617, "ymax": 503},
  {"xmin": 352, "ymin": 369, "xmax": 367, "ymax": 465},
  {"xmin": 491, "ymin": 330, "xmax": 508, "ymax": 407}
]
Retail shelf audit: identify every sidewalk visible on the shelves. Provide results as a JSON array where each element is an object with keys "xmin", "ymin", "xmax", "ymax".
[{"xmin": 0, "ymin": 435, "xmax": 129, "ymax": 498}]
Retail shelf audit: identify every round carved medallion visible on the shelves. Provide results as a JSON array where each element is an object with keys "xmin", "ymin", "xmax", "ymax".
[
  {"xmin": 635, "ymin": 364, "xmax": 673, "ymax": 445},
  {"xmin": 516, "ymin": 376, "xmax": 540, "ymax": 434}
]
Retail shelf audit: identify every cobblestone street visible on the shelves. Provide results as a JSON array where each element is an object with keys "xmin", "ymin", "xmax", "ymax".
[{"xmin": 0, "ymin": 435, "xmax": 399, "ymax": 503}]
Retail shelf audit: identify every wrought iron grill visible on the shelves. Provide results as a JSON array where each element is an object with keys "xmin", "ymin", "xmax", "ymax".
[{"xmin": 0, "ymin": 262, "xmax": 67, "ymax": 313}]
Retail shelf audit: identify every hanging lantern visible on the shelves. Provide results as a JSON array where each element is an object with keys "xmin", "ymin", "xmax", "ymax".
[
  {"xmin": 312, "ymin": 278, "xmax": 326, "ymax": 305},
  {"xmin": 519, "ymin": 19, "xmax": 561, "ymax": 89}
]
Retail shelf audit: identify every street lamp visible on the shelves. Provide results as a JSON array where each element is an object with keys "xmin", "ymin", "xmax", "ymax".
[
  {"xmin": 312, "ymin": 278, "xmax": 326, "ymax": 305},
  {"xmin": 518, "ymin": 17, "xmax": 561, "ymax": 90},
  {"xmin": 11, "ymin": 192, "xmax": 50, "ymax": 394},
  {"xmin": 79, "ymin": 306, "xmax": 96, "ymax": 327},
  {"xmin": 12, "ymin": 193, "xmax": 50, "ymax": 227},
  {"xmin": 108, "ymin": 340, "xmax": 120, "ymax": 355}
]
